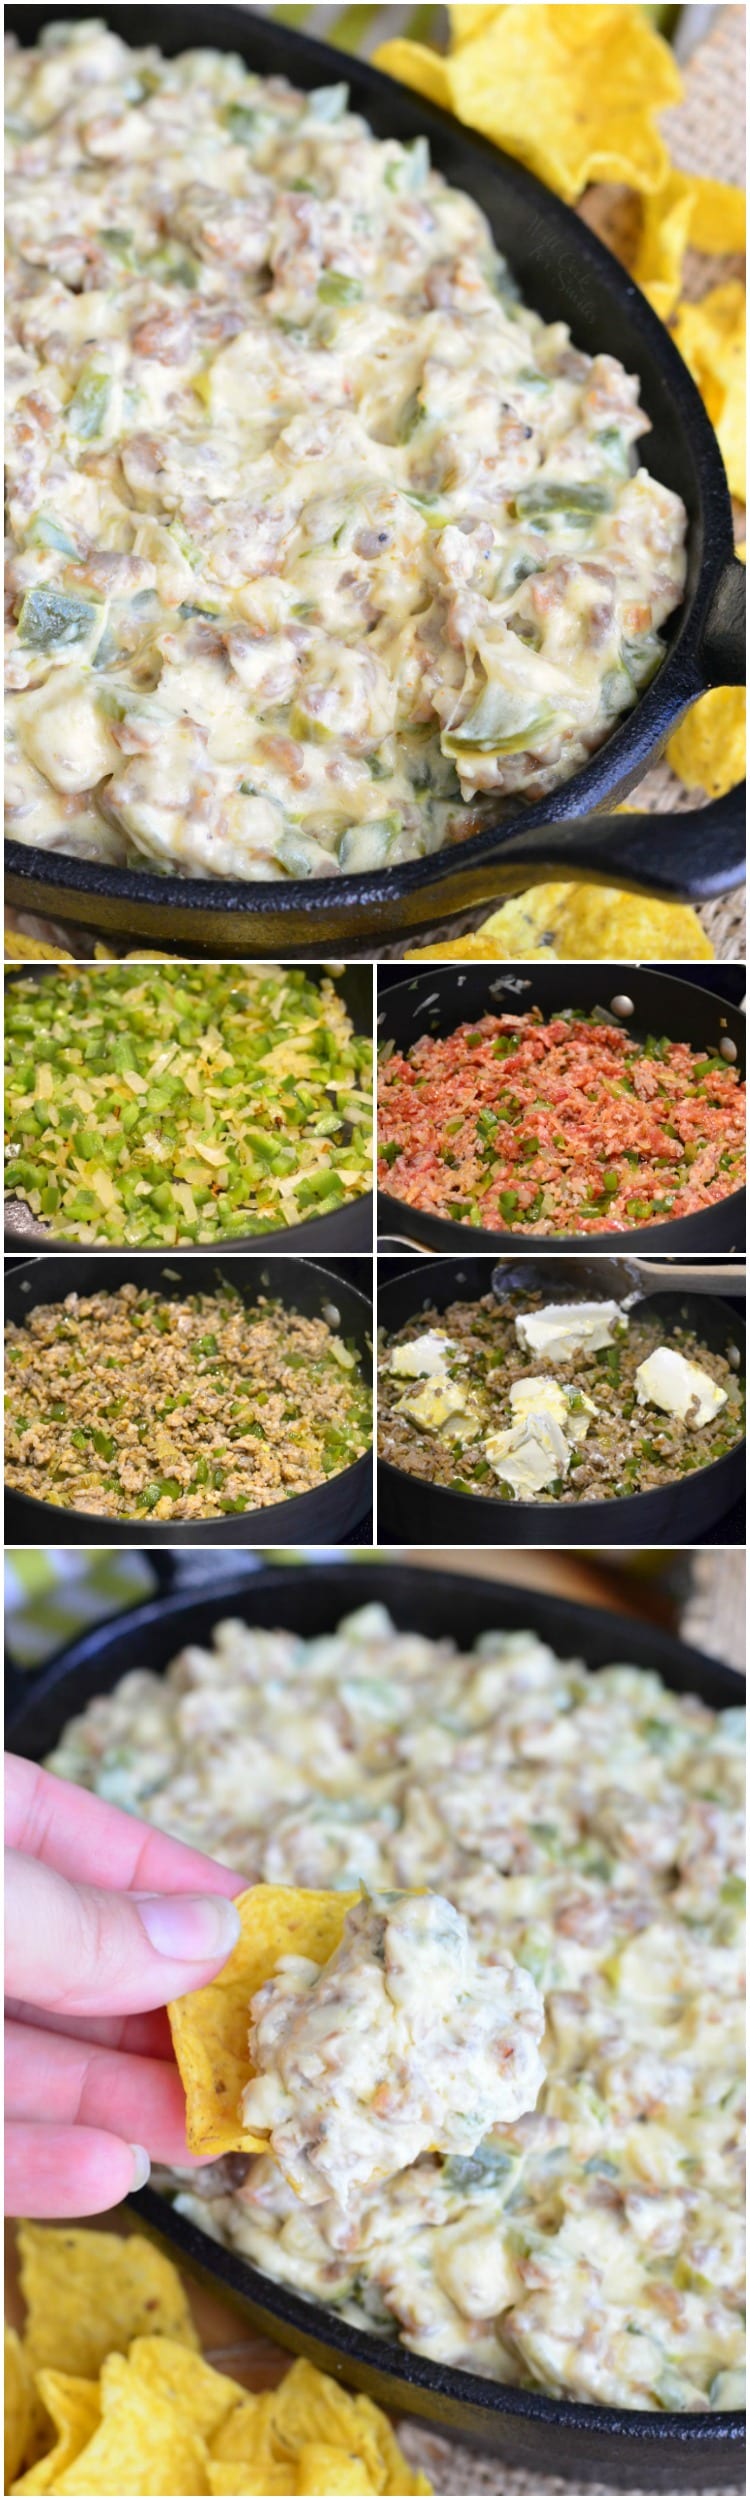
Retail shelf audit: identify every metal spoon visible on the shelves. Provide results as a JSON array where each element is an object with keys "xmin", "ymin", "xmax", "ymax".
[{"xmin": 492, "ymin": 1257, "xmax": 744, "ymax": 1304}]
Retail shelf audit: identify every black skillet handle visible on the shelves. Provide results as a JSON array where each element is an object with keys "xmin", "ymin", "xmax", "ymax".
[
  {"xmin": 697, "ymin": 552, "xmax": 746, "ymax": 689},
  {"xmin": 473, "ymin": 782, "xmax": 745, "ymax": 905}
]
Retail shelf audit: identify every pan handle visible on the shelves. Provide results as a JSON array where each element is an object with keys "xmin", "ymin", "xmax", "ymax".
[
  {"xmin": 696, "ymin": 553, "xmax": 746, "ymax": 689},
  {"xmin": 630, "ymin": 1260, "xmax": 746, "ymax": 1294},
  {"xmin": 469, "ymin": 783, "xmax": 745, "ymax": 904}
]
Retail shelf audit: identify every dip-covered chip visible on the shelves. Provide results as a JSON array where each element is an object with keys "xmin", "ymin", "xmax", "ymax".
[
  {"xmin": 241, "ymin": 1890, "xmax": 545, "ymax": 2206},
  {"xmin": 168, "ymin": 1887, "xmax": 358, "ymax": 2158}
]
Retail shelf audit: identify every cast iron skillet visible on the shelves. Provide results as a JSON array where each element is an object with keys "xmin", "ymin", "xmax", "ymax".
[
  {"xmin": 3, "ymin": 1253, "xmax": 373, "ymax": 1545},
  {"xmin": 4, "ymin": 962, "xmax": 374, "ymax": 1252},
  {"xmin": 4, "ymin": 6, "xmax": 745, "ymax": 957},
  {"xmin": 377, "ymin": 1254, "xmax": 745, "ymax": 1544},
  {"xmin": 378, "ymin": 965, "xmax": 746, "ymax": 1251},
  {"xmin": 5, "ymin": 1558, "xmax": 744, "ymax": 2491}
]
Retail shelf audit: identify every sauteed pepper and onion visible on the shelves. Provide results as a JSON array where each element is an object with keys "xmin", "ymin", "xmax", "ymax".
[{"xmin": 5, "ymin": 965, "xmax": 372, "ymax": 1243}]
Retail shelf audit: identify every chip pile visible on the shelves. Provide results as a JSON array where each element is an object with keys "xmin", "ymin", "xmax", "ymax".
[
  {"xmin": 405, "ymin": 880, "xmax": 715, "ymax": 962},
  {"xmin": 6, "ymin": 2226, "xmax": 430, "ymax": 2497}
]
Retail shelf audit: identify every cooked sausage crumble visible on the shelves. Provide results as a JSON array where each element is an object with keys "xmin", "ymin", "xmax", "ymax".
[{"xmin": 5, "ymin": 1282, "xmax": 372, "ymax": 1518}]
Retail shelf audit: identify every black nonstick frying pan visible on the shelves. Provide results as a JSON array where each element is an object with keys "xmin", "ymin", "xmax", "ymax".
[
  {"xmin": 4, "ymin": 5, "xmax": 745, "ymax": 957},
  {"xmin": 3, "ymin": 1253, "xmax": 372, "ymax": 1544},
  {"xmin": 377, "ymin": 964, "xmax": 746, "ymax": 1251},
  {"xmin": 5, "ymin": 1558, "xmax": 744, "ymax": 2490},
  {"xmin": 377, "ymin": 1254, "xmax": 745, "ymax": 1544},
  {"xmin": 4, "ymin": 963, "xmax": 374, "ymax": 1253}
]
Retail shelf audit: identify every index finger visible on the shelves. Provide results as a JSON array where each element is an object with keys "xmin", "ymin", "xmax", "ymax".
[{"xmin": 5, "ymin": 1756, "xmax": 244, "ymax": 1899}]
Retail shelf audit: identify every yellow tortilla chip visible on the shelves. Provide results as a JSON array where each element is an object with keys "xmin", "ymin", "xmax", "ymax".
[
  {"xmin": 296, "ymin": 2445, "xmax": 375, "ymax": 2495},
  {"xmin": 209, "ymin": 2470, "xmax": 296, "ymax": 2498},
  {"xmin": 11, "ymin": 2373, "xmax": 100, "ymax": 2497},
  {"xmin": 264, "ymin": 2365, "xmax": 385, "ymax": 2488},
  {"xmin": 5, "ymin": 2327, "xmax": 50, "ymax": 2490},
  {"xmin": 633, "ymin": 172, "xmax": 746, "ymax": 319},
  {"xmin": 667, "ymin": 686, "xmax": 746, "ymax": 798},
  {"xmin": 450, "ymin": 5, "xmax": 501, "ymax": 43},
  {"xmin": 5, "ymin": 2329, "xmax": 32, "ymax": 2491},
  {"xmin": 673, "ymin": 283, "xmax": 746, "ymax": 501},
  {"xmin": 168, "ymin": 1885, "xmax": 358, "ymax": 2158},
  {"xmin": 377, "ymin": 7, "xmax": 681, "ymax": 204},
  {"xmin": 211, "ymin": 2470, "xmax": 287, "ymax": 2490},
  {"xmin": 266, "ymin": 2362, "xmax": 431, "ymax": 2497},
  {"xmin": 103, "ymin": 2339, "xmax": 240, "ymax": 2445},
  {"xmin": 687, "ymin": 176, "xmax": 746, "ymax": 256},
  {"xmin": 632, "ymin": 167, "xmax": 695, "ymax": 319},
  {"xmin": 210, "ymin": 2388, "xmax": 280, "ymax": 2472},
  {"xmin": 17, "ymin": 2224, "xmax": 198, "ymax": 2378},
  {"xmin": 210, "ymin": 2385, "xmax": 341, "ymax": 2494},
  {"xmin": 372, "ymin": 37, "xmax": 453, "ymax": 113},
  {"xmin": 406, "ymin": 880, "xmax": 713, "ymax": 963},
  {"xmin": 354, "ymin": 2408, "xmax": 432, "ymax": 2498},
  {"xmin": 53, "ymin": 2366, "xmax": 209, "ymax": 2497}
]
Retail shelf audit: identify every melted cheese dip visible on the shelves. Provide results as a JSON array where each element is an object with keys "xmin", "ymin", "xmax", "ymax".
[
  {"xmin": 6, "ymin": 21, "xmax": 687, "ymax": 880},
  {"xmin": 48, "ymin": 1607, "xmax": 744, "ymax": 2410},
  {"xmin": 242, "ymin": 1890, "xmax": 545, "ymax": 2205}
]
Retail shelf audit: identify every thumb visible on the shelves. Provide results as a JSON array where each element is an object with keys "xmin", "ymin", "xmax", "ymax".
[{"xmin": 5, "ymin": 1851, "xmax": 241, "ymax": 2019}]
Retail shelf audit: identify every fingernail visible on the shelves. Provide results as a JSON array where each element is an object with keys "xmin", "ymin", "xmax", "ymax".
[
  {"xmin": 130, "ymin": 2144, "xmax": 151, "ymax": 2192},
  {"xmin": 137, "ymin": 1893, "xmax": 241, "ymax": 1962}
]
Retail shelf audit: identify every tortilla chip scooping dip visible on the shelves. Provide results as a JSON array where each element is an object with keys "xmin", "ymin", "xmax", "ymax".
[
  {"xmin": 168, "ymin": 1887, "xmax": 359, "ymax": 2158},
  {"xmin": 169, "ymin": 1886, "xmax": 545, "ymax": 2203}
]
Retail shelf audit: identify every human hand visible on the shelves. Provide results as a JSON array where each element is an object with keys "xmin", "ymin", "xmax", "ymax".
[{"xmin": 5, "ymin": 1753, "xmax": 242, "ymax": 2217}]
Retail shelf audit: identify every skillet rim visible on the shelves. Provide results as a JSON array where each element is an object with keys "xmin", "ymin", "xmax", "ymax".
[
  {"xmin": 5, "ymin": 1558, "xmax": 744, "ymax": 2462},
  {"xmin": 3, "ymin": 0, "xmax": 741, "ymax": 927}
]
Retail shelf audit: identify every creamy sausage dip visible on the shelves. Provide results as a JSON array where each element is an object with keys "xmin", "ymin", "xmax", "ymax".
[
  {"xmin": 48, "ymin": 1605, "xmax": 744, "ymax": 2412},
  {"xmin": 6, "ymin": 21, "xmax": 687, "ymax": 880},
  {"xmin": 242, "ymin": 1891, "xmax": 544, "ymax": 2205}
]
